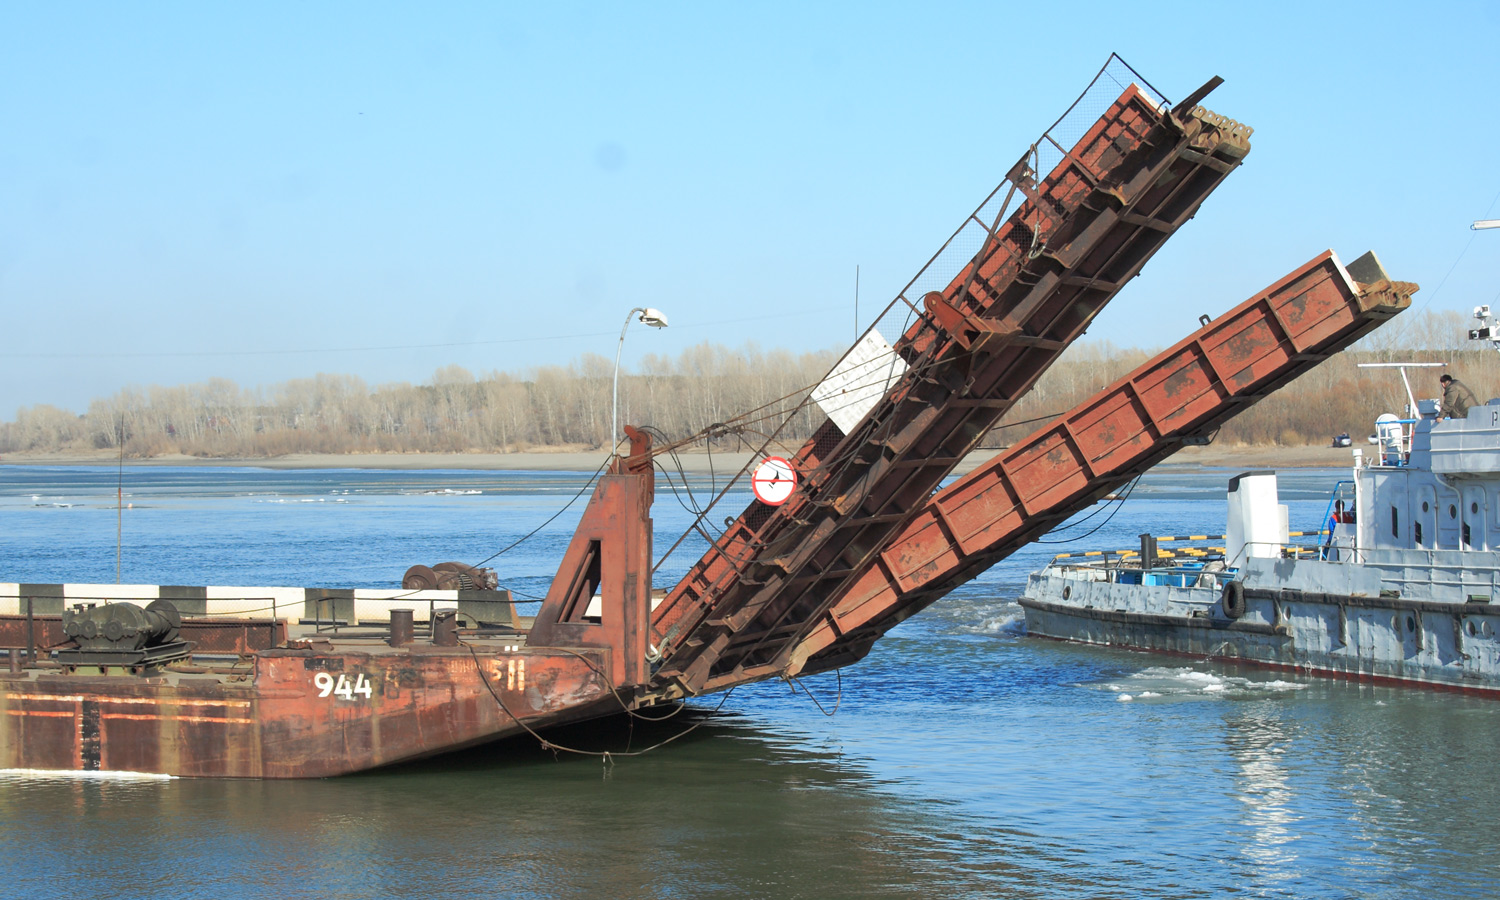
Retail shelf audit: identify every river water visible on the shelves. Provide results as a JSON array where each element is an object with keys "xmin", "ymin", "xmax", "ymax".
[{"xmin": 1, "ymin": 463, "xmax": 1495, "ymax": 900}]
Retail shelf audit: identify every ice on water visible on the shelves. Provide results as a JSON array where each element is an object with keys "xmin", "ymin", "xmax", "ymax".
[
  {"xmin": 1101, "ymin": 665, "xmax": 1309, "ymax": 702},
  {"xmin": 0, "ymin": 768, "xmax": 174, "ymax": 781}
]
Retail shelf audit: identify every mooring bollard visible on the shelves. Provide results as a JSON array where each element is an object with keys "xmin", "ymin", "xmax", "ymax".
[
  {"xmin": 432, "ymin": 609, "xmax": 459, "ymax": 647},
  {"xmin": 389, "ymin": 608, "xmax": 414, "ymax": 647}
]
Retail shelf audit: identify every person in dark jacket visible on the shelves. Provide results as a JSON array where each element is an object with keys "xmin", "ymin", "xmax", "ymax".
[{"xmin": 1440, "ymin": 374, "xmax": 1477, "ymax": 419}]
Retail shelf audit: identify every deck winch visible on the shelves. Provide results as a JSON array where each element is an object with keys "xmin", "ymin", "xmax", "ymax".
[
  {"xmin": 58, "ymin": 599, "xmax": 193, "ymax": 669},
  {"xmin": 402, "ymin": 562, "xmax": 499, "ymax": 591}
]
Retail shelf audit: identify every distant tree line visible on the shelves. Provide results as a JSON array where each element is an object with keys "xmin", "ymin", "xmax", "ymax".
[
  {"xmin": 984, "ymin": 309, "xmax": 1497, "ymax": 450},
  {"xmin": 0, "ymin": 344, "xmax": 841, "ymax": 457},
  {"xmin": 2, "ymin": 312, "xmax": 1492, "ymax": 459}
]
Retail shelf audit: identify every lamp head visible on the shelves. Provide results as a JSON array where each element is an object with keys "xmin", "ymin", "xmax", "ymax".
[{"xmin": 638, "ymin": 308, "xmax": 669, "ymax": 328}]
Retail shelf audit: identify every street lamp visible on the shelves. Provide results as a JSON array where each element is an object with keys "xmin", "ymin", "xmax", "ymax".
[
  {"xmin": 1473, "ymin": 220, "xmax": 1500, "ymax": 230},
  {"xmin": 611, "ymin": 306, "xmax": 669, "ymax": 455}
]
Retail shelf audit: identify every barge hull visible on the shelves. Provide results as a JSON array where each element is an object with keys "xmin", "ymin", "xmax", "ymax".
[
  {"xmin": 1, "ymin": 640, "xmax": 616, "ymax": 778},
  {"xmin": 1019, "ymin": 578, "xmax": 1500, "ymax": 696}
]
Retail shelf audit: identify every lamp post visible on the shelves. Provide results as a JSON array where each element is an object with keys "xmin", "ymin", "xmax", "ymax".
[{"xmin": 611, "ymin": 306, "xmax": 668, "ymax": 455}]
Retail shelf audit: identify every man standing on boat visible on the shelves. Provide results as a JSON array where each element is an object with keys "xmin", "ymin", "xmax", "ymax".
[{"xmin": 1440, "ymin": 373, "xmax": 1477, "ymax": 419}]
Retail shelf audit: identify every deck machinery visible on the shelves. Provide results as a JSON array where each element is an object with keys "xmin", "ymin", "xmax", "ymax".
[{"xmin": 0, "ymin": 61, "xmax": 1414, "ymax": 776}]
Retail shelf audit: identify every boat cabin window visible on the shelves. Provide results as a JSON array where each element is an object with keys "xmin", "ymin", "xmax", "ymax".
[
  {"xmin": 1461, "ymin": 488, "xmax": 1489, "ymax": 551},
  {"xmin": 1417, "ymin": 487, "xmax": 1437, "ymax": 550},
  {"xmin": 1391, "ymin": 506, "xmax": 1399, "ymax": 540}
]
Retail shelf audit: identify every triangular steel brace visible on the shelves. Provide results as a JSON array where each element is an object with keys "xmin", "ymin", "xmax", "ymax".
[{"xmin": 923, "ymin": 291, "xmax": 1017, "ymax": 355}]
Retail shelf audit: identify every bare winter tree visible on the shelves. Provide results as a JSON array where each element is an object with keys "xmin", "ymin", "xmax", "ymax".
[{"xmin": 1, "ymin": 312, "xmax": 1489, "ymax": 458}]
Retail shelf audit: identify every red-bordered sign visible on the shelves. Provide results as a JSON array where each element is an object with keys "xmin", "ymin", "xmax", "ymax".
[{"xmin": 751, "ymin": 456, "xmax": 797, "ymax": 506}]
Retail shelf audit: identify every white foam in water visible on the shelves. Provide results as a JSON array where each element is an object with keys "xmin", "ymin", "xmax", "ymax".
[
  {"xmin": 0, "ymin": 768, "xmax": 173, "ymax": 781},
  {"xmin": 1255, "ymin": 680, "xmax": 1308, "ymax": 692},
  {"xmin": 951, "ymin": 597, "xmax": 1028, "ymax": 636},
  {"xmin": 976, "ymin": 612, "xmax": 1025, "ymax": 635},
  {"xmin": 1094, "ymin": 665, "xmax": 1306, "ymax": 701},
  {"xmin": 1162, "ymin": 668, "xmax": 1219, "ymax": 684}
]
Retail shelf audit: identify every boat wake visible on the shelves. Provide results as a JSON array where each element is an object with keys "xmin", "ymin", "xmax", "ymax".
[
  {"xmin": 972, "ymin": 611, "xmax": 1026, "ymax": 636},
  {"xmin": 943, "ymin": 594, "xmax": 1027, "ymax": 637}
]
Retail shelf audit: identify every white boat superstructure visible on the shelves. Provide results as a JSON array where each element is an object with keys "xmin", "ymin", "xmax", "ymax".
[{"xmin": 1021, "ymin": 320, "xmax": 1500, "ymax": 694}]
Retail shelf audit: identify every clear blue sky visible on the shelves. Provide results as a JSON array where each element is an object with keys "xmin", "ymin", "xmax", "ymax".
[{"xmin": 3, "ymin": 1, "xmax": 1498, "ymax": 417}]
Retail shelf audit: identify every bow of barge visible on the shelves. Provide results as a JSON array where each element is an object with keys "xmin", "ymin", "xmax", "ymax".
[{"xmin": 1, "ymin": 444, "xmax": 654, "ymax": 779}]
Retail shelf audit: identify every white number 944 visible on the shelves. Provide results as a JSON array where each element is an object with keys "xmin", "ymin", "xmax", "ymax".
[{"xmin": 314, "ymin": 671, "xmax": 373, "ymax": 700}]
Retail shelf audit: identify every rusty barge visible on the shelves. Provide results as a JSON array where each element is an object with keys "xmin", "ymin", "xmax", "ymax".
[{"xmin": 0, "ymin": 59, "xmax": 1415, "ymax": 777}]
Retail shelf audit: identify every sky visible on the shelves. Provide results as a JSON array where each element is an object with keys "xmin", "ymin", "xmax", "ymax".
[{"xmin": 3, "ymin": 1, "xmax": 1498, "ymax": 417}]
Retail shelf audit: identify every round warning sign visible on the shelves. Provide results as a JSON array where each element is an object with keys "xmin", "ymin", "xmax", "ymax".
[{"xmin": 751, "ymin": 456, "xmax": 797, "ymax": 506}]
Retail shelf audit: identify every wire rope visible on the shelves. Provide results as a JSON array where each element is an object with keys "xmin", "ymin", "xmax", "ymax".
[
  {"xmin": 1034, "ymin": 475, "xmax": 1141, "ymax": 545},
  {"xmin": 467, "ymin": 643, "xmax": 734, "ymax": 759}
]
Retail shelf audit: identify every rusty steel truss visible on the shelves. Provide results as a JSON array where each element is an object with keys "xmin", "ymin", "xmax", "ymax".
[{"xmin": 645, "ymin": 74, "xmax": 1253, "ymax": 699}]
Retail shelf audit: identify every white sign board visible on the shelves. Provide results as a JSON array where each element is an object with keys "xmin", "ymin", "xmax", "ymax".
[{"xmin": 811, "ymin": 329, "xmax": 909, "ymax": 435}]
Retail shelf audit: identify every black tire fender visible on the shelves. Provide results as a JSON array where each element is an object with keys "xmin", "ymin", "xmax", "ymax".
[{"xmin": 1221, "ymin": 581, "xmax": 1246, "ymax": 619}]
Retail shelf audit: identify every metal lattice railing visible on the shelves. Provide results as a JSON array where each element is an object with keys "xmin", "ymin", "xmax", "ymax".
[
  {"xmin": 760, "ymin": 56, "xmax": 1175, "ymax": 450},
  {"xmin": 864, "ymin": 54, "xmax": 1170, "ymax": 354}
]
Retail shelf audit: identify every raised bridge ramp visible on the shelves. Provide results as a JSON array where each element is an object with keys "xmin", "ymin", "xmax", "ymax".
[
  {"xmin": 785, "ymin": 252, "xmax": 1415, "ymax": 676},
  {"xmin": 645, "ymin": 67, "xmax": 1254, "ymax": 700}
]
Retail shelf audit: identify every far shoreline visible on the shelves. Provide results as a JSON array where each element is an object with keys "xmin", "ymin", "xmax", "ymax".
[{"xmin": 0, "ymin": 443, "xmax": 1363, "ymax": 475}]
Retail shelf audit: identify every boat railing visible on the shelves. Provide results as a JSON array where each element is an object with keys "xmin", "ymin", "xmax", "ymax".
[
  {"xmin": 1356, "ymin": 361, "xmax": 1445, "ymax": 467},
  {"xmin": 1049, "ymin": 531, "xmax": 1327, "ymax": 584},
  {"xmin": 0, "ymin": 588, "xmax": 500, "ymax": 630},
  {"xmin": 1368, "ymin": 417, "xmax": 1422, "ymax": 466},
  {"xmin": 1050, "ymin": 533, "xmax": 1226, "ymax": 562},
  {"xmin": 1050, "ymin": 531, "xmax": 1327, "ymax": 562},
  {"xmin": 1317, "ymin": 480, "xmax": 1357, "ymax": 561},
  {"xmin": 0, "ymin": 591, "xmax": 284, "ymax": 619}
]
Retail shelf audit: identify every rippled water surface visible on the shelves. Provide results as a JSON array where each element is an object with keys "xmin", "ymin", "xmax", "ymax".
[{"xmin": 1, "ymin": 464, "xmax": 1495, "ymax": 899}]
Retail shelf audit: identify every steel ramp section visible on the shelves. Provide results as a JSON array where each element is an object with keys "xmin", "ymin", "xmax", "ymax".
[
  {"xmin": 785, "ymin": 253, "xmax": 1416, "ymax": 676},
  {"xmin": 647, "ymin": 77, "xmax": 1252, "ymax": 700}
]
